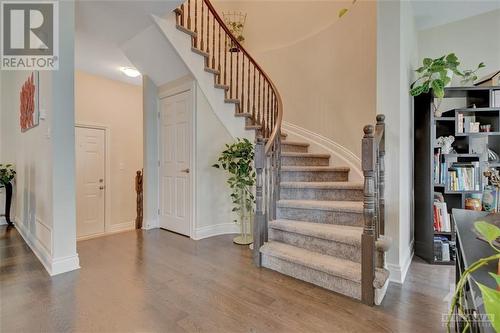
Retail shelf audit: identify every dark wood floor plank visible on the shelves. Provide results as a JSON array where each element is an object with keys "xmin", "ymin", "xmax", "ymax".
[{"xmin": 0, "ymin": 226, "xmax": 454, "ymax": 332}]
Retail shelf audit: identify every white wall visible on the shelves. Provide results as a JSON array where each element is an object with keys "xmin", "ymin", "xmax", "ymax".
[
  {"xmin": 155, "ymin": 76, "xmax": 239, "ymax": 238},
  {"xmin": 418, "ymin": 9, "xmax": 500, "ymax": 85},
  {"xmin": 193, "ymin": 83, "xmax": 239, "ymax": 239},
  {"xmin": 142, "ymin": 75, "xmax": 159, "ymax": 229},
  {"xmin": 213, "ymin": 0, "xmax": 377, "ymax": 158},
  {"xmin": 377, "ymin": 0, "xmax": 418, "ymax": 284},
  {"xmin": 75, "ymin": 70, "xmax": 143, "ymax": 234},
  {"xmin": 0, "ymin": 1, "xmax": 79, "ymax": 275}
]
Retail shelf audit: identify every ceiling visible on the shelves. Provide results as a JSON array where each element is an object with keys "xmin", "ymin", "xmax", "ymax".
[
  {"xmin": 412, "ymin": 0, "xmax": 500, "ymax": 30},
  {"xmin": 75, "ymin": 0, "xmax": 183, "ymax": 85}
]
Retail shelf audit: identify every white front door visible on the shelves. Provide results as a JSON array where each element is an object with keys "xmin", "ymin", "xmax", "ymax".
[
  {"xmin": 75, "ymin": 126, "xmax": 106, "ymax": 238},
  {"xmin": 159, "ymin": 91, "xmax": 192, "ymax": 236}
]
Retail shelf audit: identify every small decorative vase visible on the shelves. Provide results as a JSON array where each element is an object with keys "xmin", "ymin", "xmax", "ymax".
[
  {"xmin": 465, "ymin": 197, "xmax": 482, "ymax": 211},
  {"xmin": 233, "ymin": 190, "xmax": 253, "ymax": 245},
  {"xmin": 482, "ymin": 186, "xmax": 497, "ymax": 212}
]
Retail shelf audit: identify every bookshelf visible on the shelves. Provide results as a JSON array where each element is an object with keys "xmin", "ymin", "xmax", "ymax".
[{"xmin": 414, "ymin": 86, "xmax": 500, "ymax": 265}]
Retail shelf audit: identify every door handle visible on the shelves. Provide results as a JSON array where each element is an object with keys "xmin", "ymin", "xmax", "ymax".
[
  {"xmin": 180, "ymin": 168, "xmax": 190, "ymax": 173},
  {"xmin": 99, "ymin": 186, "xmax": 105, "ymax": 190}
]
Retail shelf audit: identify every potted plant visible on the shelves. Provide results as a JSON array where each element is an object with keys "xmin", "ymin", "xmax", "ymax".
[
  {"xmin": 213, "ymin": 138, "xmax": 255, "ymax": 245},
  {"xmin": 447, "ymin": 221, "xmax": 500, "ymax": 332},
  {"xmin": 461, "ymin": 62, "xmax": 486, "ymax": 86},
  {"xmin": 410, "ymin": 54, "xmax": 462, "ymax": 116},
  {"xmin": 0, "ymin": 164, "xmax": 16, "ymax": 226}
]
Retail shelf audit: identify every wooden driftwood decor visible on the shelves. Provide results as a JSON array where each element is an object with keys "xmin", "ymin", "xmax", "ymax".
[{"xmin": 135, "ymin": 170, "xmax": 143, "ymax": 229}]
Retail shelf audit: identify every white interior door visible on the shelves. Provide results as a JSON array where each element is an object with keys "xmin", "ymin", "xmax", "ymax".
[
  {"xmin": 76, "ymin": 126, "xmax": 106, "ymax": 238},
  {"xmin": 160, "ymin": 91, "xmax": 192, "ymax": 236}
]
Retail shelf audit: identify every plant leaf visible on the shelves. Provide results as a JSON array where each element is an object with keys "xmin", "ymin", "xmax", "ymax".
[
  {"xmin": 431, "ymin": 79, "xmax": 445, "ymax": 98},
  {"xmin": 338, "ymin": 8, "xmax": 348, "ymax": 18},
  {"xmin": 423, "ymin": 58, "xmax": 432, "ymax": 67},
  {"xmin": 410, "ymin": 85, "xmax": 425, "ymax": 96},
  {"xmin": 489, "ymin": 272, "xmax": 500, "ymax": 287},
  {"xmin": 476, "ymin": 282, "xmax": 500, "ymax": 332},
  {"xmin": 475, "ymin": 221, "xmax": 500, "ymax": 243}
]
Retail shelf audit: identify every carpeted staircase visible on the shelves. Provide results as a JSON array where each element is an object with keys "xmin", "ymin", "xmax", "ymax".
[{"xmin": 260, "ymin": 135, "xmax": 390, "ymax": 301}]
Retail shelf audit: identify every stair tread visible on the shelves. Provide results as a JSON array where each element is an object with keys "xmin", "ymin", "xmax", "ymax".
[
  {"xmin": 261, "ymin": 242, "xmax": 389, "ymax": 288},
  {"xmin": 270, "ymin": 219, "xmax": 361, "ymax": 245},
  {"xmin": 281, "ymin": 166, "xmax": 350, "ymax": 172},
  {"xmin": 277, "ymin": 199, "xmax": 363, "ymax": 213},
  {"xmin": 281, "ymin": 141, "xmax": 310, "ymax": 147},
  {"xmin": 280, "ymin": 181, "xmax": 363, "ymax": 190},
  {"xmin": 282, "ymin": 152, "xmax": 330, "ymax": 158}
]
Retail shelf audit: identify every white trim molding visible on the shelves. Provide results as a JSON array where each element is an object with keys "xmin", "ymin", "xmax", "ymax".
[
  {"xmin": 282, "ymin": 121, "xmax": 363, "ymax": 182},
  {"xmin": 192, "ymin": 223, "xmax": 239, "ymax": 240},
  {"xmin": 15, "ymin": 217, "xmax": 80, "ymax": 276},
  {"xmin": 388, "ymin": 240, "xmax": 414, "ymax": 284}
]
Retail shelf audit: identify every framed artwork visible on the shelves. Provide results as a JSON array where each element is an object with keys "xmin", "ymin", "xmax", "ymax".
[{"xmin": 19, "ymin": 71, "xmax": 39, "ymax": 132}]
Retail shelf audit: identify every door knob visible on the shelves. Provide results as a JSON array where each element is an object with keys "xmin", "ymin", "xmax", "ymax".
[
  {"xmin": 180, "ymin": 168, "xmax": 190, "ymax": 173},
  {"xmin": 99, "ymin": 186, "xmax": 105, "ymax": 190}
]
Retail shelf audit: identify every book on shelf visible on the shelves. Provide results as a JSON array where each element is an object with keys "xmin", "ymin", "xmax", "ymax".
[
  {"xmin": 433, "ymin": 236, "xmax": 453, "ymax": 262},
  {"xmin": 433, "ymin": 148, "xmax": 446, "ymax": 184},
  {"xmin": 457, "ymin": 113, "xmax": 464, "ymax": 134},
  {"xmin": 494, "ymin": 90, "xmax": 500, "ymax": 108},
  {"xmin": 433, "ymin": 201, "xmax": 451, "ymax": 232},
  {"xmin": 447, "ymin": 162, "xmax": 480, "ymax": 191}
]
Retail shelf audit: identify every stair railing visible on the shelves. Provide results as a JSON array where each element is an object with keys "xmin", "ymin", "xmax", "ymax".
[
  {"xmin": 175, "ymin": 0, "xmax": 283, "ymax": 266},
  {"xmin": 361, "ymin": 114, "xmax": 386, "ymax": 305}
]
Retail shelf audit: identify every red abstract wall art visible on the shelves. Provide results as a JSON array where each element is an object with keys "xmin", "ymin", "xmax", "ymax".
[{"xmin": 19, "ymin": 72, "xmax": 39, "ymax": 132}]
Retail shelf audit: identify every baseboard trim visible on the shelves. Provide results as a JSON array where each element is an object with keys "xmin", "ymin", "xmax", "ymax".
[
  {"xmin": 388, "ymin": 241, "xmax": 414, "ymax": 284},
  {"xmin": 107, "ymin": 221, "xmax": 135, "ymax": 233},
  {"xmin": 14, "ymin": 218, "xmax": 80, "ymax": 276},
  {"xmin": 375, "ymin": 277, "xmax": 390, "ymax": 305},
  {"xmin": 192, "ymin": 222, "xmax": 239, "ymax": 240},
  {"xmin": 282, "ymin": 121, "xmax": 362, "ymax": 181},
  {"xmin": 50, "ymin": 254, "xmax": 80, "ymax": 276}
]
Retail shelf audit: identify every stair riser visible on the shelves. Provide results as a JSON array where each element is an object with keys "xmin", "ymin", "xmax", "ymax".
[
  {"xmin": 262, "ymin": 255, "xmax": 361, "ymax": 300},
  {"xmin": 269, "ymin": 229, "xmax": 385, "ymax": 267},
  {"xmin": 281, "ymin": 144, "xmax": 308, "ymax": 153},
  {"xmin": 269, "ymin": 229, "xmax": 360, "ymax": 262},
  {"xmin": 280, "ymin": 188, "xmax": 363, "ymax": 201},
  {"xmin": 277, "ymin": 207, "xmax": 363, "ymax": 227},
  {"xmin": 281, "ymin": 156, "xmax": 329, "ymax": 166},
  {"xmin": 281, "ymin": 170, "xmax": 349, "ymax": 182}
]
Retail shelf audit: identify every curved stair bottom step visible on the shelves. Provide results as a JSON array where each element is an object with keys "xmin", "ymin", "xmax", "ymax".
[
  {"xmin": 260, "ymin": 242, "xmax": 390, "ymax": 303},
  {"xmin": 261, "ymin": 254, "xmax": 388, "ymax": 302}
]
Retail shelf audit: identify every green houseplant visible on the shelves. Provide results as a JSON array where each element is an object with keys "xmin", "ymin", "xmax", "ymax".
[
  {"xmin": 447, "ymin": 221, "xmax": 500, "ymax": 332},
  {"xmin": 213, "ymin": 138, "xmax": 255, "ymax": 245},
  {"xmin": 0, "ymin": 164, "xmax": 16, "ymax": 226},
  {"xmin": 461, "ymin": 62, "xmax": 486, "ymax": 86},
  {"xmin": 410, "ymin": 54, "xmax": 485, "ymax": 116},
  {"xmin": 410, "ymin": 54, "xmax": 461, "ymax": 116}
]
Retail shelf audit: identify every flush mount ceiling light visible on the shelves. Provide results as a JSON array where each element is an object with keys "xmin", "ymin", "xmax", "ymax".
[{"xmin": 120, "ymin": 67, "xmax": 141, "ymax": 78}]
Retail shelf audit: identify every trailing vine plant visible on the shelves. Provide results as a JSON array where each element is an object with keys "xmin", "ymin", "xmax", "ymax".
[
  {"xmin": 447, "ymin": 221, "xmax": 500, "ymax": 332},
  {"xmin": 212, "ymin": 138, "xmax": 255, "ymax": 222}
]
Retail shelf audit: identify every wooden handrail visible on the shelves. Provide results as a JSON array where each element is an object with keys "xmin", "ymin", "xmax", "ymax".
[
  {"xmin": 203, "ymin": 0, "xmax": 283, "ymax": 152},
  {"xmin": 177, "ymin": 0, "xmax": 283, "ymax": 153},
  {"xmin": 175, "ymin": 0, "xmax": 283, "ymax": 268}
]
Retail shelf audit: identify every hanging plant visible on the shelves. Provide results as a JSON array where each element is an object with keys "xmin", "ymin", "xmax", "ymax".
[{"xmin": 212, "ymin": 138, "xmax": 255, "ymax": 221}]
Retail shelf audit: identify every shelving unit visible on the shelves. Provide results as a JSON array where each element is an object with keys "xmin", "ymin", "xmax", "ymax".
[{"xmin": 414, "ymin": 86, "xmax": 500, "ymax": 265}]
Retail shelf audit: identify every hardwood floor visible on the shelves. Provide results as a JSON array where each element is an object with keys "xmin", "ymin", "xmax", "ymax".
[{"xmin": 0, "ymin": 225, "xmax": 453, "ymax": 332}]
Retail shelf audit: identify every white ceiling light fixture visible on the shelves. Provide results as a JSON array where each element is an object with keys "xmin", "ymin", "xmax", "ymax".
[{"xmin": 120, "ymin": 66, "xmax": 141, "ymax": 78}]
